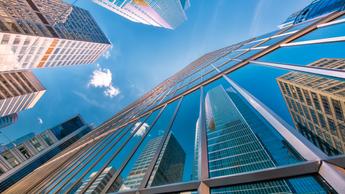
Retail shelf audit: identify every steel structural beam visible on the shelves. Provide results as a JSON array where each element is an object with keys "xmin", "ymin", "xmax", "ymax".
[{"xmin": 249, "ymin": 60, "xmax": 345, "ymax": 79}]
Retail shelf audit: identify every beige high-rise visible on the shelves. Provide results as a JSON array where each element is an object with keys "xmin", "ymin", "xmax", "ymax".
[{"xmin": 278, "ymin": 58, "xmax": 345, "ymax": 155}]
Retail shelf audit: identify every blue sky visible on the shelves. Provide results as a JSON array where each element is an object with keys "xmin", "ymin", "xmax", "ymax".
[{"xmin": 0, "ymin": 0, "xmax": 311, "ymax": 143}]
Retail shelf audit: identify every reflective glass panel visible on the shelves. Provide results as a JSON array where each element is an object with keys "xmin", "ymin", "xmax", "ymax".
[
  {"xmin": 203, "ymin": 77, "xmax": 303, "ymax": 178},
  {"xmin": 227, "ymin": 64, "xmax": 345, "ymax": 156},
  {"xmin": 64, "ymin": 126, "xmax": 134, "ymax": 192},
  {"xmin": 211, "ymin": 175, "xmax": 334, "ymax": 194},
  {"xmin": 111, "ymin": 100, "xmax": 180, "ymax": 192},
  {"xmin": 293, "ymin": 21, "xmax": 345, "ymax": 42},
  {"xmin": 259, "ymin": 41, "xmax": 345, "ymax": 69},
  {"xmin": 236, "ymin": 50, "xmax": 261, "ymax": 60},
  {"xmin": 45, "ymin": 125, "xmax": 128, "ymax": 193},
  {"xmin": 146, "ymin": 89, "xmax": 201, "ymax": 187}
]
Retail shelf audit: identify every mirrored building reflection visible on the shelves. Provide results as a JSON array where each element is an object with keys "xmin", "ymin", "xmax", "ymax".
[
  {"xmin": 76, "ymin": 167, "xmax": 122, "ymax": 194},
  {"xmin": 278, "ymin": 58, "xmax": 345, "ymax": 155},
  {"xmin": 119, "ymin": 132, "xmax": 185, "ymax": 191}
]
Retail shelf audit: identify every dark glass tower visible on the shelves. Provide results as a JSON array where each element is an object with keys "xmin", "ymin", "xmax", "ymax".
[{"xmin": 120, "ymin": 132, "xmax": 185, "ymax": 190}]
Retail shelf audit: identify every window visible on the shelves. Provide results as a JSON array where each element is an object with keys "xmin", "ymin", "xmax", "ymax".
[
  {"xmin": 311, "ymin": 92, "xmax": 321, "ymax": 111},
  {"xmin": 1, "ymin": 34, "xmax": 10, "ymax": 44},
  {"xmin": 18, "ymin": 145, "xmax": 31, "ymax": 159},
  {"xmin": 332, "ymin": 99, "xmax": 344, "ymax": 121},
  {"xmin": 42, "ymin": 134, "xmax": 54, "ymax": 146},
  {"xmin": 321, "ymin": 96, "xmax": 331, "ymax": 115},
  {"xmin": 2, "ymin": 151, "xmax": 20, "ymax": 168},
  {"xmin": 30, "ymin": 138, "xmax": 44, "ymax": 152}
]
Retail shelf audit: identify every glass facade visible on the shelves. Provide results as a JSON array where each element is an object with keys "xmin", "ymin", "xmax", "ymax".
[{"xmin": 3, "ymin": 0, "xmax": 345, "ymax": 193}]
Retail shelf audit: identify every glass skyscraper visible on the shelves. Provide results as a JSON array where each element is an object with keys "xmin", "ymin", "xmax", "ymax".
[
  {"xmin": 3, "ymin": 0, "xmax": 345, "ymax": 193},
  {"xmin": 93, "ymin": 0, "xmax": 190, "ymax": 29}
]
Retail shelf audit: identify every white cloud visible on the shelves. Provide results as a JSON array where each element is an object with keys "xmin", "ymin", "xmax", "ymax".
[
  {"xmin": 88, "ymin": 64, "xmax": 120, "ymax": 98},
  {"xmin": 37, "ymin": 117, "xmax": 43, "ymax": 125},
  {"xmin": 88, "ymin": 65, "xmax": 112, "ymax": 88},
  {"xmin": 104, "ymin": 85, "xmax": 120, "ymax": 98},
  {"xmin": 132, "ymin": 122, "xmax": 149, "ymax": 137}
]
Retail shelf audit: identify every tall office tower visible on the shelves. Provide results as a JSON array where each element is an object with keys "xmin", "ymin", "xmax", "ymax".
[
  {"xmin": 93, "ymin": 0, "xmax": 190, "ymax": 29},
  {"xmin": 0, "ymin": 113, "xmax": 18, "ymax": 129},
  {"xmin": 147, "ymin": 132, "xmax": 185, "ymax": 187},
  {"xmin": 277, "ymin": 58, "xmax": 345, "ymax": 156},
  {"xmin": 0, "ymin": 0, "xmax": 110, "ymax": 72},
  {"xmin": 76, "ymin": 167, "xmax": 122, "ymax": 193},
  {"xmin": 0, "ymin": 115, "xmax": 91, "ymax": 192},
  {"xmin": 279, "ymin": 0, "xmax": 345, "ymax": 28},
  {"xmin": 120, "ymin": 132, "xmax": 185, "ymax": 191},
  {"xmin": 0, "ymin": 71, "xmax": 45, "ymax": 117},
  {"xmin": 205, "ymin": 86, "xmax": 292, "ymax": 192},
  {"xmin": 5, "ymin": 0, "xmax": 345, "ymax": 193}
]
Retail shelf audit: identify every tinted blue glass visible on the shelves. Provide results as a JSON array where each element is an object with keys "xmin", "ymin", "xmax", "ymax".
[
  {"xmin": 39, "ymin": 138, "xmax": 106, "ymax": 190},
  {"xmin": 218, "ymin": 60, "xmax": 239, "ymax": 72},
  {"xmin": 98, "ymin": 109, "xmax": 162, "ymax": 193},
  {"xmin": 186, "ymin": 76, "xmax": 202, "ymax": 91},
  {"xmin": 147, "ymin": 89, "xmax": 201, "ymax": 187},
  {"xmin": 212, "ymin": 56, "xmax": 230, "ymax": 69},
  {"xmin": 112, "ymin": 100, "xmax": 180, "ymax": 192},
  {"xmin": 41, "ymin": 128, "xmax": 122, "ymax": 193},
  {"xmin": 228, "ymin": 64, "xmax": 345, "ymax": 156},
  {"xmin": 284, "ymin": 20, "xmax": 316, "ymax": 33},
  {"xmin": 48, "ymin": 125, "xmax": 130, "ymax": 193},
  {"xmin": 239, "ymin": 41, "xmax": 263, "ymax": 50},
  {"xmin": 259, "ymin": 42, "xmax": 345, "ymax": 68},
  {"xmin": 260, "ymin": 34, "xmax": 291, "ymax": 47},
  {"xmin": 203, "ymin": 69, "xmax": 218, "ymax": 81},
  {"xmin": 67, "ymin": 118, "xmax": 151, "ymax": 193},
  {"xmin": 203, "ymin": 77, "xmax": 303, "ymax": 178},
  {"xmin": 224, "ymin": 51, "xmax": 246, "ymax": 59},
  {"xmin": 294, "ymin": 21, "xmax": 345, "ymax": 42},
  {"xmin": 211, "ymin": 175, "xmax": 333, "ymax": 193},
  {"xmin": 236, "ymin": 50, "xmax": 261, "ymax": 60}
]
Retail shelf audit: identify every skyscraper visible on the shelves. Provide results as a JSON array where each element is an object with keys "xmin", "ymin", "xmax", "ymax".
[
  {"xmin": 0, "ymin": 71, "xmax": 45, "ymax": 117},
  {"xmin": 280, "ymin": 0, "xmax": 345, "ymax": 28},
  {"xmin": 0, "ymin": 113, "xmax": 18, "ymax": 129},
  {"xmin": 0, "ymin": 0, "xmax": 110, "ymax": 72},
  {"xmin": 4, "ymin": 0, "xmax": 345, "ymax": 193},
  {"xmin": 0, "ymin": 115, "xmax": 91, "ymax": 192},
  {"xmin": 93, "ymin": 0, "xmax": 190, "ymax": 29},
  {"xmin": 76, "ymin": 167, "xmax": 122, "ymax": 193},
  {"xmin": 277, "ymin": 58, "xmax": 345, "ymax": 155},
  {"xmin": 119, "ymin": 132, "xmax": 185, "ymax": 191},
  {"xmin": 147, "ymin": 132, "xmax": 185, "ymax": 187},
  {"xmin": 120, "ymin": 136, "xmax": 163, "ymax": 191}
]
